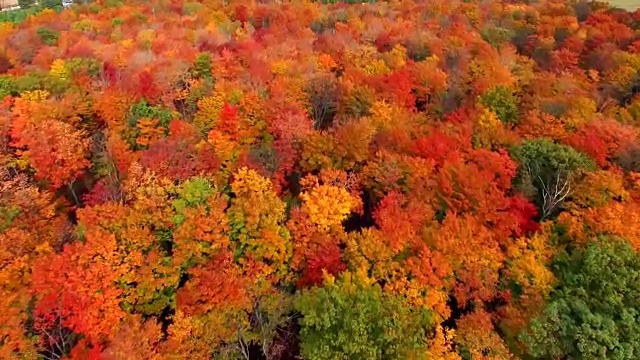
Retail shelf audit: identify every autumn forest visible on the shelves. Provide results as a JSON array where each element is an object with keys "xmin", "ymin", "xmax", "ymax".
[{"xmin": 2, "ymin": 0, "xmax": 640, "ymax": 359}]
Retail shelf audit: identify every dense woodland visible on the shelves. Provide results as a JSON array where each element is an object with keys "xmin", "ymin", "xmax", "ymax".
[{"xmin": 2, "ymin": 0, "xmax": 640, "ymax": 359}]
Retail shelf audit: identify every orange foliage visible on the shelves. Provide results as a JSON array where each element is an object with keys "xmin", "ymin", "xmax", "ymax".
[{"xmin": 3, "ymin": 0, "xmax": 640, "ymax": 358}]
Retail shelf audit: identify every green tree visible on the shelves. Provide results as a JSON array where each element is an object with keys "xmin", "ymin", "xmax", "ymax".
[
  {"xmin": 0, "ymin": 76, "xmax": 17, "ymax": 99},
  {"xmin": 511, "ymin": 138, "xmax": 596, "ymax": 218},
  {"xmin": 521, "ymin": 237, "xmax": 640, "ymax": 360},
  {"xmin": 41, "ymin": 0, "xmax": 62, "ymax": 9},
  {"xmin": 18, "ymin": 0, "xmax": 35, "ymax": 8},
  {"xmin": 481, "ymin": 26, "xmax": 515, "ymax": 49},
  {"xmin": 479, "ymin": 85, "xmax": 519, "ymax": 124},
  {"xmin": 36, "ymin": 27, "xmax": 60, "ymax": 46},
  {"xmin": 294, "ymin": 271, "xmax": 432, "ymax": 360},
  {"xmin": 192, "ymin": 52, "xmax": 212, "ymax": 80}
]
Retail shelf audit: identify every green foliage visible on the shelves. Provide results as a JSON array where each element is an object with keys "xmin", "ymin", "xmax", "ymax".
[
  {"xmin": 129, "ymin": 99, "xmax": 174, "ymax": 128},
  {"xmin": 103, "ymin": 0, "xmax": 124, "ymax": 8},
  {"xmin": 521, "ymin": 237, "xmax": 640, "ymax": 360},
  {"xmin": 511, "ymin": 138, "xmax": 596, "ymax": 180},
  {"xmin": 119, "ymin": 254, "xmax": 176, "ymax": 315},
  {"xmin": 295, "ymin": 272, "xmax": 432, "ymax": 360},
  {"xmin": 0, "ymin": 9, "xmax": 29, "ymax": 24},
  {"xmin": 88, "ymin": 4, "xmax": 101, "ymax": 13},
  {"xmin": 0, "ymin": 205, "xmax": 21, "ymax": 233},
  {"xmin": 171, "ymin": 178, "xmax": 216, "ymax": 226},
  {"xmin": 0, "ymin": 75, "xmax": 18, "ymax": 99},
  {"xmin": 479, "ymin": 85, "xmax": 520, "ymax": 124},
  {"xmin": 111, "ymin": 17, "xmax": 123, "ymax": 27},
  {"xmin": 13, "ymin": 71, "xmax": 67, "ymax": 96},
  {"xmin": 18, "ymin": 0, "xmax": 36, "ymax": 9},
  {"xmin": 193, "ymin": 53, "xmax": 212, "ymax": 80},
  {"xmin": 511, "ymin": 138, "xmax": 596, "ymax": 216},
  {"xmin": 122, "ymin": 99, "xmax": 175, "ymax": 149},
  {"xmin": 405, "ymin": 39, "xmax": 432, "ymax": 62},
  {"xmin": 0, "ymin": 5, "xmax": 61, "ymax": 24},
  {"xmin": 481, "ymin": 26, "xmax": 515, "ymax": 48},
  {"xmin": 36, "ymin": 27, "xmax": 60, "ymax": 46},
  {"xmin": 182, "ymin": 1, "xmax": 202, "ymax": 15},
  {"xmin": 66, "ymin": 57, "xmax": 100, "ymax": 77},
  {"xmin": 345, "ymin": 86, "xmax": 374, "ymax": 118},
  {"xmin": 183, "ymin": 76, "xmax": 214, "ymax": 117},
  {"xmin": 40, "ymin": 0, "xmax": 62, "ymax": 9}
]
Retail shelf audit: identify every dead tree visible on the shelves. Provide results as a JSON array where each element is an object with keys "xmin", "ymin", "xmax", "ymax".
[
  {"xmin": 538, "ymin": 170, "xmax": 572, "ymax": 220},
  {"xmin": 36, "ymin": 313, "xmax": 76, "ymax": 360},
  {"xmin": 527, "ymin": 164, "xmax": 573, "ymax": 220},
  {"xmin": 307, "ymin": 75, "xmax": 338, "ymax": 130}
]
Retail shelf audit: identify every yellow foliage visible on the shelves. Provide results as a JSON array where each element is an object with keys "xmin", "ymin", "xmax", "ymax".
[
  {"xmin": 346, "ymin": 16, "xmax": 366, "ymax": 34},
  {"xmin": 208, "ymin": 10, "xmax": 230, "ymax": 26},
  {"xmin": 604, "ymin": 65, "xmax": 636, "ymax": 93},
  {"xmin": 136, "ymin": 29, "xmax": 156, "ymax": 49},
  {"xmin": 473, "ymin": 106, "xmax": 513, "ymax": 149},
  {"xmin": 369, "ymin": 100, "xmax": 397, "ymax": 131},
  {"xmin": 614, "ymin": 51, "xmax": 640, "ymax": 72},
  {"xmin": 386, "ymin": 276, "xmax": 451, "ymax": 319},
  {"xmin": 194, "ymin": 85, "xmax": 225, "ymax": 133},
  {"xmin": 343, "ymin": 229, "xmax": 451, "ymax": 316},
  {"xmin": 229, "ymin": 167, "xmax": 291, "ymax": 276},
  {"xmin": 343, "ymin": 228, "xmax": 395, "ymax": 275},
  {"xmin": 164, "ymin": 310, "xmax": 244, "ymax": 358},
  {"xmin": 234, "ymin": 24, "xmax": 250, "ymax": 41},
  {"xmin": 300, "ymin": 184, "xmax": 354, "ymax": 232},
  {"xmin": 323, "ymin": 269, "xmax": 376, "ymax": 295},
  {"xmin": 563, "ymin": 97, "xmax": 597, "ymax": 128},
  {"xmin": 135, "ymin": 117, "xmax": 165, "ymax": 147},
  {"xmin": 123, "ymin": 163, "xmax": 177, "ymax": 226},
  {"xmin": 49, "ymin": 59, "xmax": 69, "ymax": 80},
  {"xmin": 477, "ymin": 107, "xmax": 502, "ymax": 129},
  {"xmin": 71, "ymin": 18, "xmax": 96, "ymax": 32},
  {"xmin": 3, "ymin": 157, "xmax": 30, "ymax": 171},
  {"xmin": 363, "ymin": 58, "xmax": 391, "ymax": 76},
  {"xmin": 270, "ymin": 59, "xmax": 291, "ymax": 75},
  {"xmin": 19, "ymin": 90, "xmax": 50, "ymax": 103},
  {"xmin": 121, "ymin": 38, "xmax": 134, "ymax": 49},
  {"xmin": 506, "ymin": 232, "xmax": 556, "ymax": 298},
  {"xmin": 383, "ymin": 44, "xmax": 407, "ymax": 70},
  {"xmin": 0, "ymin": 22, "xmax": 13, "ymax": 33},
  {"xmin": 426, "ymin": 325, "xmax": 462, "ymax": 360},
  {"xmin": 345, "ymin": 45, "xmax": 390, "ymax": 75},
  {"xmin": 231, "ymin": 167, "xmax": 273, "ymax": 196},
  {"xmin": 499, "ymin": 227, "xmax": 557, "ymax": 348},
  {"xmin": 628, "ymin": 172, "xmax": 640, "ymax": 198},
  {"xmin": 0, "ymin": 23, "xmax": 15, "ymax": 45},
  {"xmin": 566, "ymin": 170, "xmax": 629, "ymax": 210}
]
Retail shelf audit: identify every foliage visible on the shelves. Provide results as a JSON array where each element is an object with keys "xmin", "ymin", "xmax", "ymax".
[
  {"xmin": 1, "ymin": 0, "xmax": 640, "ymax": 358},
  {"xmin": 512, "ymin": 138, "xmax": 596, "ymax": 181},
  {"xmin": 36, "ymin": 27, "xmax": 59, "ymax": 46},
  {"xmin": 295, "ymin": 271, "xmax": 432, "ymax": 360},
  {"xmin": 18, "ymin": 0, "xmax": 35, "ymax": 9},
  {"xmin": 521, "ymin": 237, "xmax": 640, "ymax": 360},
  {"xmin": 0, "ymin": 76, "xmax": 17, "ymax": 98},
  {"xmin": 192, "ymin": 52, "xmax": 212, "ymax": 80},
  {"xmin": 479, "ymin": 85, "xmax": 520, "ymax": 124},
  {"xmin": 511, "ymin": 138, "xmax": 596, "ymax": 217},
  {"xmin": 0, "ymin": 8, "xmax": 32, "ymax": 24}
]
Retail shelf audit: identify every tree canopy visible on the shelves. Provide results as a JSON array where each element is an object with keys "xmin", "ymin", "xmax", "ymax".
[
  {"xmin": 522, "ymin": 237, "xmax": 640, "ymax": 360},
  {"xmin": 1, "ymin": 0, "xmax": 640, "ymax": 359}
]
